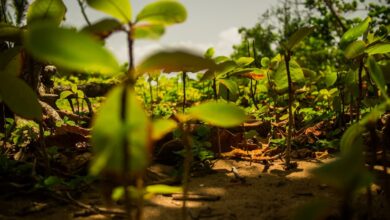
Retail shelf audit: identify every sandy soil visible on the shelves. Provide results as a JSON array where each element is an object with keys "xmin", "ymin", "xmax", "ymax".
[{"xmin": 0, "ymin": 159, "xmax": 347, "ymax": 220}]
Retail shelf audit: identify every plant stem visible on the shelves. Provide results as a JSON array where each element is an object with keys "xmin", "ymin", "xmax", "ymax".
[
  {"xmin": 120, "ymin": 88, "xmax": 132, "ymax": 219},
  {"xmin": 357, "ymin": 58, "xmax": 364, "ymax": 122},
  {"xmin": 182, "ymin": 72, "xmax": 187, "ymax": 113},
  {"xmin": 77, "ymin": 0, "xmax": 91, "ymax": 26},
  {"xmin": 284, "ymin": 51, "xmax": 293, "ymax": 167},
  {"xmin": 2, "ymin": 104, "xmax": 6, "ymax": 150},
  {"xmin": 211, "ymin": 78, "xmax": 222, "ymax": 156},
  {"xmin": 148, "ymin": 77, "xmax": 154, "ymax": 115},
  {"xmin": 324, "ymin": 0, "xmax": 347, "ymax": 33},
  {"xmin": 341, "ymin": 190, "xmax": 352, "ymax": 220},
  {"xmin": 366, "ymin": 122, "xmax": 378, "ymax": 219},
  {"xmin": 120, "ymin": 25, "xmax": 136, "ymax": 220},
  {"xmin": 135, "ymin": 176, "xmax": 144, "ymax": 220},
  {"xmin": 382, "ymin": 116, "xmax": 390, "ymax": 201},
  {"xmin": 250, "ymin": 79, "xmax": 259, "ymax": 110},
  {"xmin": 181, "ymin": 123, "xmax": 192, "ymax": 220},
  {"xmin": 156, "ymin": 77, "xmax": 160, "ymax": 104},
  {"xmin": 212, "ymin": 78, "xmax": 217, "ymax": 100},
  {"xmin": 38, "ymin": 122, "xmax": 50, "ymax": 173}
]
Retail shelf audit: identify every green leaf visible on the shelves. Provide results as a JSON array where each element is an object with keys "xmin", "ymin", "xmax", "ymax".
[
  {"xmin": 340, "ymin": 123, "xmax": 364, "ymax": 156},
  {"xmin": 27, "ymin": 0, "xmax": 66, "ymax": 26},
  {"xmin": 111, "ymin": 186, "xmax": 143, "ymax": 200},
  {"xmin": 145, "ymin": 184, "xmax": 182, "ymax": 194},
  {"xmin": 280, "ymin": 113, "xmax": 289, "ymax": 121},
  {"xmin": 0, "ymin": 23, "xmax": 21, "ymax": 42},
  {"xmin": 187, "ymin": 102, "xmax": 247, "ymax": 127},
  {"xmin": 133, "ymin": 23, "xmax": 165, "ymax": 40},
  {"xmin": 0, "ymin": 47, "xmax": 22, "ymax": 77},
  {"xmin": 151, "ymin": 119, "xmax": 177, "ymax": 141},
  {"xmin": 81, "ymin": 19, "xmax": 122, "ymax": 39},
  {"xmin": 214, "ymin": 56, "xmax": 230, "ymax": 64},
  {"xmin": 235, "ymin": 57, "xmax": 254, "ymax": 66},
  {"xmin": 59, "ymin": 91, "xmax": 73, "ymax": 99},
  {"xmin": 272, "ymin": 59, "xmax": 304, "ymax": 92},
  {"xmin": 261, "ymin": 57, "xmax": 270, "ymax": 67},
  {"xmin": 285, "ymin": 26, "xmax": 314, "ymax": 50},
  {"xmin": 0, "ymin": 75, "xmax": 42, "ymax": 120},
  {"xmin": 91, "ymin": 86, "xmax": 150, "ymax": 175},
  {"xmin": 199, "ymin": 70, "xmax": 215, "ymax": 81},
  {"xmin": 359, "ymin": 102, "xmax": 389, "ymax": 126},
  {"xmin": 365, "ymin": 43, "xmax": 390, "ymax": 55},
  {"xmin": 136, "ymin": 0, "xmax": 187, "ymax": 25},
  {"xmin": 344, "ymin": 40, "xmax": 366, "ymax": 59},
  {"xmin": 24, "ymin": 23, "xmax": 120, "ymax": 75},
  {"xmin": 215, "ymin": 61, "xmax": 237, "ymax": 78},
  {"xmin": 218, "ymin": 79, "xmax": 239, "ymax": 102},
  {"xmin": 302, "ymin": 68, "xmax": 317, "ymax": 80},
  {"xmin": 86, "ymin": 0, "xmax": 132, "ymax": 23},
  {"xmin": 367, "ymin": 56, "xmax": 388, "ymax": 99},
  {"xmin": 218, "ymin": 79, "xmax": 238, "ymax": 97},
  {"xmin": 341, "ymin": 17, "xmax": 371, "ymax": 43},
  {"xmin": 325, "ymin": 71, "xmax": 337, "ymax": 87},
  {"xmin": 44, "ymin": 176, "xmax": 62, "ymax": 187},
  {"xmin": 76, "ymin": 90, "xmax": 85, "ymax": 99},
  {"xmin": 136, "ymin": 50, "xmax": 216, "ymax": 76},
  {"xmin": 204, "ymin": 47, "xmax": 215, "ymax": 59}
]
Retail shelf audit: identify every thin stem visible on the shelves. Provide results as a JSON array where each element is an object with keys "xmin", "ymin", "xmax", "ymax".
[
  {"xmin": 212, "ymin": 78, "xmax": 217, "ymax": 100},
  {"xmin": 284, "ymin": 51, "xmax": 293, "ymax": 167},
  {"xmin": 149, "ymin": 78, "xmax": 154, "ymax": 114},
  {"xmin": 217, "ymin": 128, "xmax": 222, "ymax": 157},
  {"xmin": 182, "ymin": 72, "xmax": 187, "ymax": 113},
  {"xmin": 84, "ymin": 97, "xmax": 93, "ymax": 117},
  {"xmin": 39, "ymin": 122, "xmax": 50, "ymax": 173},
  {"xmin": 135, "ymin": 176, "xmax": 144, "ymax": 220},
  {"xmin": 2, "ymin": 104, "xmax": 6, "ymax": 149},
  {"xmin": 366, "ymin": 123, "xmax": 378, "ymax": 219},
  {"xmin": 156, "ymin": 77, "xmax": 159, "ymax": 104},
  {"xmin": 121, "ymin": 25, "xmax": 136, "ymax": 220},
  {"xmin": 357, "ymin": 58, "xmax": 364, "ymax": 122},
  {"xmin": 250, "ymin": 79, "xmax": 259, "ymax": 110},
  {"xmin": 324, "ymin": 0, "xmax": 347, "ymax": 33},
  {"xmin": 382, "ymin": 117, "xmax": 390, "ymax": 202},
  {"xmin": 211, "ymin": 78, "xmax": 222, "ymax": 156},
  {"xmin": 120, "ymin": 88, "xmax": 132, "ymax": 220},
  {"xmin": 77, "ymin": 0, "xmax": 91, "ymax": 26},
  {"xmin": 128, "ymin": 30, "xmax": 135, "ymax": 75},
  {"xmin": 181, "ymin": 123, "xmax": 192, "ymax": 220}
]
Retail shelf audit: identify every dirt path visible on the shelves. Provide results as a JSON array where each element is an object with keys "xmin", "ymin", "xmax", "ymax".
[
  {"xmin": 142, "ymin": 159, "xmax": 340, "ymax": 220},
  {"xmin": 0, "ymin": 159, "xmax": 347, "ymax": 220}
]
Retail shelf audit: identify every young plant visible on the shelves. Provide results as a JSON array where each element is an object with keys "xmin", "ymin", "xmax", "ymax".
[
  {"xmin": 137, "ymin": 50, "xmax": 247, "ymax": 219},
  {"xmin": 277, "ymin": 26, "xmax": 314, "ymax": 168},
  {"xmin": 200, "ymin": 47, "xmax": 264, "ymax": 156},
  {"xmin": 23, "ymin": 1, "xmax": 242, "ymax": 219},
  {"xmin": 23, "ymin": 0, "xmax": 188, "ymax": 218}
]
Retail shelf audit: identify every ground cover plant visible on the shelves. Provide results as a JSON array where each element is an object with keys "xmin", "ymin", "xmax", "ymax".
[{"xmin": 0, "ymin": 0, "xmax": 389, "ymax": 219}]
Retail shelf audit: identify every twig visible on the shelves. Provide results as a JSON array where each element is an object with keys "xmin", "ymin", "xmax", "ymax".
[
  {"xmin": 172, "ymin": 193, "xmax": 221, "ymax": 201},
  {"xmin": 77, "ymin": 0, "xmax": 91, "ymax": 26},
  {"xmin": 324, "ymin": 0, "xmax": 347, "ymax": 33},
  {"xmin": 64, "ymin": 192, "xmax": 126, "ymax": 216}
]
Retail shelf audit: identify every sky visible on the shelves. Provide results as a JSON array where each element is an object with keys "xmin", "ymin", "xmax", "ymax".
[{"xmin": 63, "ymin": 0, "xmax": 276, "ymax": 64}]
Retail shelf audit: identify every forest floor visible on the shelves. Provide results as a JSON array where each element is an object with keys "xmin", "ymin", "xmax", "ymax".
[{"xmin": 2, "ymin": 157, "xmax": 389, "ymax": 220}]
